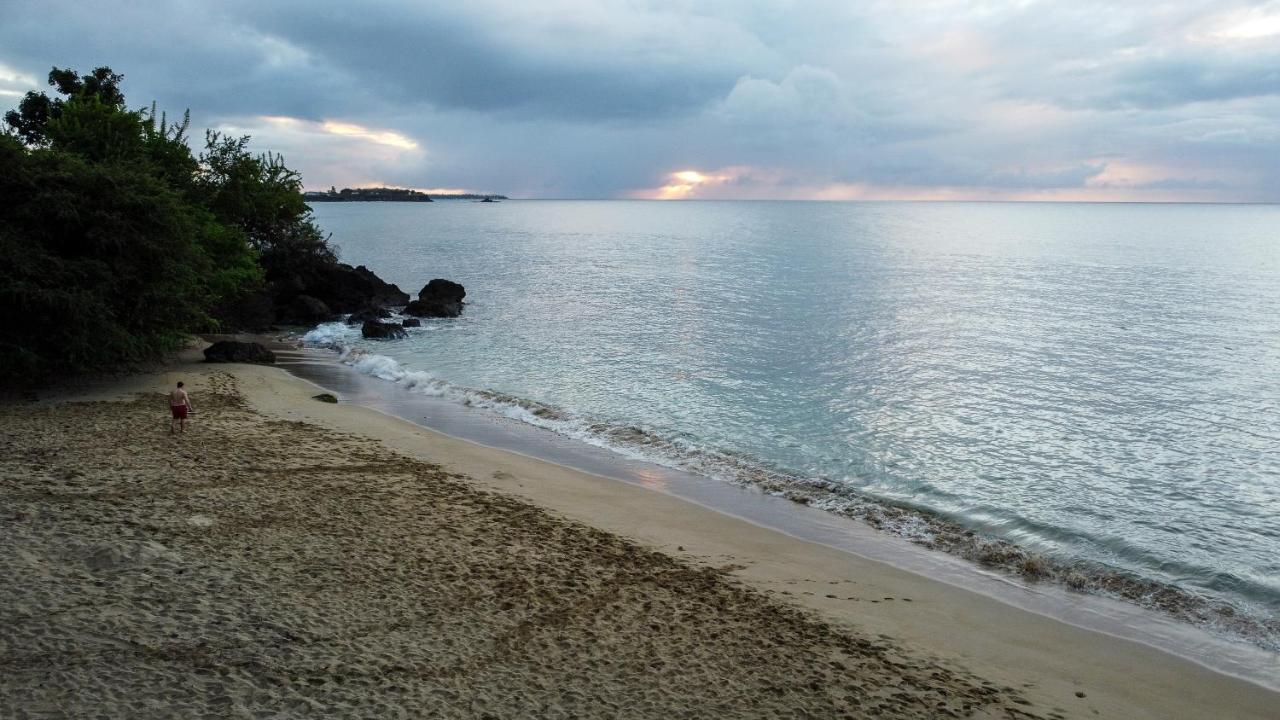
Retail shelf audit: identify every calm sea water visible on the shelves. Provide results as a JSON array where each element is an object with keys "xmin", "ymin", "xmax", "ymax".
[{"xmin": 305, "ymin": 200, "xmax": 1280, "ymax": 637}]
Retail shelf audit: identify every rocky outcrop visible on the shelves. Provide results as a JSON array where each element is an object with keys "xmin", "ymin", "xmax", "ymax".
[
  {"xmin": 229, "ymin": 261, "xmax": 457, "ymax": 332},
  {"xmin": 401, "ymin": 318, "xmax": 421, "ymax": 327},
  {"xmin": 404, "ymin": 279, "xmax": 465, "ymax": 318},
  {"xmin": 284, "ymin": 294, "xmax": 333, "ymax": 324},
  {"xmin": 311, "ymin": 264, "xmax": 411, "ymax": 312},
  {"xmin": 422, "ymin": 278, "xmax": 466, "ymax": 303},
  {"xmin": 346, "ymin": 305, "xmax": 392, "ymax": 325},
  {"xmin": 203, "ymin": 341, "xmax": 276, "ymax": 364},
  {"xmin": 361, "ymin": 320, "xmax": 407, "ymax": 340},
  {"xmin": 241, "ymin": 262, "xmax": 412, "ymax": 331}
]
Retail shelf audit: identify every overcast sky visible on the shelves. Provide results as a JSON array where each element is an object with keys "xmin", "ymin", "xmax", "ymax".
[{"xmin": 3, "ymin": 1, "xmax": 1278, "ymax": 201}]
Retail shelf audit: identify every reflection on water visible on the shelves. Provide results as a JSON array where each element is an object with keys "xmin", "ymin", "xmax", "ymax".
[
  {"xmin": 275, "ymin": 344, "xmax": 1280, "ymax": 691},
  {"xmin": 633, "ymin": 467, "xmax": 670, "ymax": 493},
  {"xmin": 307, "ymin": 199, "xmax": 1280, "ymax": 644}
]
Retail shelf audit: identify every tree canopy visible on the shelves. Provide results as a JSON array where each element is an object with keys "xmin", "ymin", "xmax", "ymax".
[{"xmin": 0, "ymin": 65, "xmax": 332, "ymax": 385}]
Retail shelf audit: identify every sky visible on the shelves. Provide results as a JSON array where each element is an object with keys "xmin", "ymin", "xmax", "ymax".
[{"xmin": 2, "ymin": 0, "xmax": 1278, "ymax": 201}]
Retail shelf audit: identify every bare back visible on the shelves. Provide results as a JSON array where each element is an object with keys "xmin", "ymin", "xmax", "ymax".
[{"xmin": 169, "ymin": 388, "xmax": 189, "ymax": 408}]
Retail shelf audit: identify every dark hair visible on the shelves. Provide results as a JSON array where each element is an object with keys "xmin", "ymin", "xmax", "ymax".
[{"xmin": 177, "ymin": 381, "xmax": 184, "ymax": 388}]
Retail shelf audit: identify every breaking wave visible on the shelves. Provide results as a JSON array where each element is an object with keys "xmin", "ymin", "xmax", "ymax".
[{"xmin": 298, "ymin": 321, "xmax": 1280, "ymax": 652}]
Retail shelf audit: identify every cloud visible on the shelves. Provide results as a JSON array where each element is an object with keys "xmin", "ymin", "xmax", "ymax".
[
  {"xmin": 971, "ymin": 1, "xmax": 1280, "ymax": 110},
  {"xmin": 1200, "ymin": 2, "xmax": 1280, "ymax": 41},
  {"xmin": 316, "ymin": 120, "xmax": 418, "ymax": 150},
  {"xmin": 629, "ymin": 167, "xmax": 769, "ymax": 200},
  {"xmin": 0, "ymin": 63, "xmax": 38, "ymax": 98},
  {"xmin": 214, "ymin": 115, "xmax": 425, "ymax": 190},
  {"xmin": 717, "ymin": 66, "xmax": 860, "ymax": 128},
  {"xmin": 623, "ymin": 163, "xmax": 1242, "ymax": 203},
  {"xmin": 1058, "ymin": 50, "xmax": 1280, "ymax": 109},
  {"xmin": 1, "ymin": 0, "xmax": 1278, "ymax": 201},
  {"xmin": 232, "ymin": 0, "xmax": 780, "ymax": 121}
]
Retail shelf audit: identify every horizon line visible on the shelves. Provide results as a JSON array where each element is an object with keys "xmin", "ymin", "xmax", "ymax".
[{"xmin": 457, "ymin": 197, "xmax": 1280, "ymax": 206}]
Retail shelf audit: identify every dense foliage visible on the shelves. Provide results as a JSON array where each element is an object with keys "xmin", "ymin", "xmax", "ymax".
[{"xmin": 0, "ymin": 66, "xmax": 329, "ymax": 384}]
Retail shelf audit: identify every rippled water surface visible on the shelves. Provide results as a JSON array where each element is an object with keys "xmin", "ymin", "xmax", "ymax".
[{"xmin": 308, "ymin": 200, "xmax": 1280, "ymax": 631}]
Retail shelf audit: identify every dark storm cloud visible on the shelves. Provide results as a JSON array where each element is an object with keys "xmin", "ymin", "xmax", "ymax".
[
  {"xmin": 233, "ymin": 1, "xmax": 779, "ymax": 121},
  {"xmin": 2, "ymin": 0, "xmax": 1278, "ymax": 201},
  {"xmin": 971, "ymin": 0, "xmax": 1280, "ymax": 110},
  {"xmin": 1091, "ymin": 52, "xmax": 1280, "ymax": 108},
  {"xmin": 0, "ymin": 0, "xmax": 363, "ymax": 119}
]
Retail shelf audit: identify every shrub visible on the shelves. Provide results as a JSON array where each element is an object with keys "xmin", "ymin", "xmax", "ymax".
[{"xmin": 0, "ymin": 65, "xmax": 328, "ymax": 384}]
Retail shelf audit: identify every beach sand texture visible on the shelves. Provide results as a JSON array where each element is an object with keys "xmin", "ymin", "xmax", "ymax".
[{"xmin": 2, "ymin": 371, "xmax": 1035, "ymax": 719}]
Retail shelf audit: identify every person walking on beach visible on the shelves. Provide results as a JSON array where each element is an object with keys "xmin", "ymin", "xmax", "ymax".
[{"xmin": 169, "ymin": 381, "xmax": 193, "ymax": 434}]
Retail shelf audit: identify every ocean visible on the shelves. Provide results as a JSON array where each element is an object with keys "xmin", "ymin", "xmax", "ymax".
[{"xmin": 300, "ymin": 199, "xmax": 1280, "ymax": 650}]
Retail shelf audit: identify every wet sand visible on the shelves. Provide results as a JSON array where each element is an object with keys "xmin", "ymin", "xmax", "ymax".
[{"xmin": 1, "ymin": 349, "xmax": 1276, "ymax": 719}]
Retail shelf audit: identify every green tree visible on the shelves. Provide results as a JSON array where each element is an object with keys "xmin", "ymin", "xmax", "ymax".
[
  {"xmin": 0, "ymin": 137, "xmax": 216, "ymax": 378},
  {"xmin": 0, "ymin": 66, "xmax": 278, "ymax": 384},
  {"xmin": 4, "ymin": 66, "xmax": 126, "ymax": 146},
  {"xmin": 198, "ymin": 131, "xmax": 336, "ymax": 286}
]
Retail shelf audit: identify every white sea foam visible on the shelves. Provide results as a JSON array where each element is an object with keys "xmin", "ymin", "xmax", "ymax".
[
  {"xmin": 301, "ymin": 331, "xmax": 717, "ymax": 470},
  {"xmin": 295, "ymin": 333, "xmax": 1280, "ymax": 652},
  {"xmin": 301, "ymin": 322, "xmax": 361, "ymax": 350}
]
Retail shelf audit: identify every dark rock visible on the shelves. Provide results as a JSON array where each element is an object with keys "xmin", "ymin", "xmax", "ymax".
[
  {"xmin": 401, "ymin": 318, "xmax": 421, "ymax": 327},
  {"xmin": 403, "ymin": 299, "xmax": 452, "ymax": 318},
  {"xmin": 405, "ymin": 278, "xmax": 466, "ymax": 318},
  {"xmin": 309, "ymin": 264, "xmax": 410, "ymax": 312},
  {"xmin": 361, "ymin": 320, "xmax": 407, "ymax": 340},
  {"xmin": 216, "ymin": 261, "xmax": 408, "ymax": 332},
  {"xmin": 419, "ymin": 278, "xmax": 466, "ymax": 303},
  {"xmin": 284, "ymin": 294, "xmax": 333, "ymax": 324},
  {"xmin": 346, "ymin": 305, "xmax": 392, "ymax": 325},
  {"xmin": 203, "ymin": 341, "xmax": 276, "ymax": 364},
  {"xmin": 312, "ymin": 393, "xmax": 338, "ymax": 403}
]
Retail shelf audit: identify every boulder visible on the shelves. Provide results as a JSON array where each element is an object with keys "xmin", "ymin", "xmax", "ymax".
[
  {"xmin": 310, "ymin": 263, "xmax": 411, "ymax": 312},
  {"xmin": 284, "ymin": 294, "xmax": 333, "ymax": 324},
  {"xmin": 203, "ymin": 341, "xmax": 276, "ymax": 364},
  {"xmin": 403, "ymin": 299, "xmax": 450, "ymax": 317},
  {"xmin": 363, "ymin": 270, "xmax": 412, "ymax": 306},
  {"xmin": 404, "ymin": 278, "xmax": 466, "ymax": 318},
  {"xmin": 312, "ymin": 393, "xmax": 338, "ymax": 403},
  {"xmin": 361, "ymin": 320, "xmax": 407, "ymax": 340},
  {"xmin": 401, "ymin": 318, "xmax": 421, "ymax": 327},
  {"xmin": 420, "ymin": 278, "xmax": 466, "ymax": 303},
  {"xmin": 346, "ymin": 304, "xmax": 392, "ymax": 325}
]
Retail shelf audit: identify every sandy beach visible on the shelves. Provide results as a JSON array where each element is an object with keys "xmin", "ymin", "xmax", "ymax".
[{"xmin": 2, "ymin": 349, "xmax": 1276, "ymax": 719}]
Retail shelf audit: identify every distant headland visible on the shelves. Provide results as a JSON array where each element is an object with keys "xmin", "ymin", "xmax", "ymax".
[{"xmin": 303, "ymin": 187, "xmax": 507, "ymax": 202}]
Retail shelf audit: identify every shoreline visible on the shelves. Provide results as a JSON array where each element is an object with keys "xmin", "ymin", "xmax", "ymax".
[
  {"xmin": 282, "ymin": 330, "xmax": 1280, "ymax": 675},
  {"xmin": 4, "ymin": 348, "xmax": 1278, "ymax": 718}
]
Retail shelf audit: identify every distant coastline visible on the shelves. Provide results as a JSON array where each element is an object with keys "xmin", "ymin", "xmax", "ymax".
[{"xmin": 303, "ymin": 187, "xmax": 507, "ymax": 202}]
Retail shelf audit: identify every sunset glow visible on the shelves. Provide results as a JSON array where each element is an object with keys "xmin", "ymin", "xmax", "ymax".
[
  {"xmin": 9, "ymin": 2, "xmax": 1275, "ymax": 201},
  {"xmin": 254, "ymin": 116, "xmax": 420, "ymax": 151},
  {"xmin": 641, "ymin": 168, "xmax": 747, "ymax": 199},
  {"xmin": 320, "ymin": 121, "xmax": 419, "ymax": 150},
  {"xmin": 629, "ymin": 160, "xmax": 1241, "ymax": 203}
]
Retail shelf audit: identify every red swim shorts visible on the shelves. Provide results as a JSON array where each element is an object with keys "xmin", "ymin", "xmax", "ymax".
[{"xmin": 171, "ymin": 405, "xmax": 188, "ymax": 419}]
